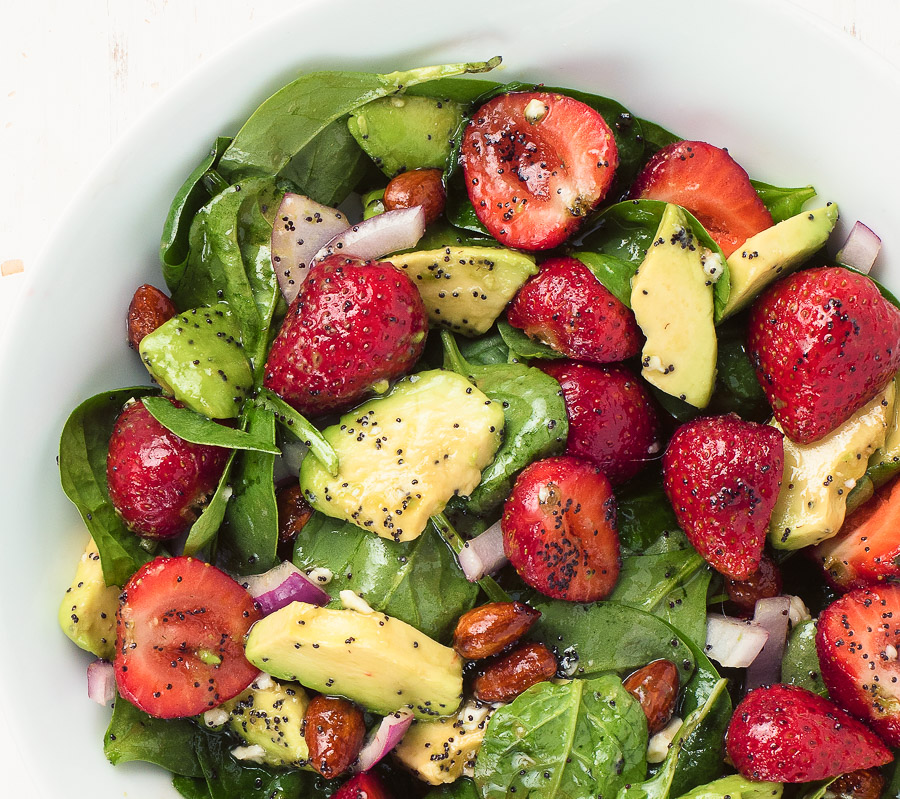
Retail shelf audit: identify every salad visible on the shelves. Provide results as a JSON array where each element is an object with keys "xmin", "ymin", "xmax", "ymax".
[{"xmin": 55, "ymin": 55, "xmax": 900, "ymax": 799}]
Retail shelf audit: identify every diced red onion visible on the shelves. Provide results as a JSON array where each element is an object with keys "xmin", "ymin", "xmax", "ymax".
[
  {"xmin": 458, "ymin": 521, "xmax": 507, "ymax": 582},
  {"xmin": 837, "ymin": 221, "xmax": 882, "ymax": 275},
  {"xmin": 355, "ymin": 711, "xmax": 414, "ymax": 772},
  {"xmin": 311, "ymin": 207, "xmax": 426, "ymax": 266},
  {"xmin": 705, "ymin": 614, "xmax": 769, "ymax": 668},
  {"xmin": 271, "ymin": 193, "xmax": 350, "ymax": 304},
  {"xmin": 744, "ymin": 595, "xmax": 792, "ymax": 691},
  {"xmin": 241, "ymin": 560, "xmax": 329, "ymax": 615},
  {"xmin": 87, "ymin": 659, "xmax": 116, "ymax": 706}
]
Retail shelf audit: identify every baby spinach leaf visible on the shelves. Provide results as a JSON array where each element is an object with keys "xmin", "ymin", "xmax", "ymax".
[
  {"xmin": 616, "ymin": 478, "xmax": 681, "ymax": 552},
  {"xmin": 444, "ymin": 178, "xmax": 491, "ymax": 236},
  {"xmin": 293, "ymin": 512, "xmax": 478, "ymax": 641},
  {"xmin": 404, "ymin": 76, "xmax": 501, "ymax": 104},
  {"xmin": 172, "ymin": 775, "xmax": 211, "ymax": 799},
  {"xmin": 218, "ymin": 59, "xmax": 501, "ymax": 181},
  {"xmin": 782, "ymin": 618, "xmax": 828, "ymax": 696},
  {"xmin": 707, "ymin": 319, "xmax": 771, "ymax": 422},
  {"xmin": 573, "ymin": 251, "xmax": 637, "ymax": 307},
  {"xmin": 475, "ymin": 675, "xmax": 648, "ymax": 799},
  {"xmin": 424, "ymin": 780, "xmax": 480, "ymax": 799},
  {"xmin": 636, "ymin": 117, "xmax": 680, "ymax": 154},
  {"xmin": 442, "ymin": 331, "xmax": 568, "ymax": 514},
  {"xmin": 656, "ymin": 568, "xmax": 713, "ymax": 650},
  {"xmin": 141, "ymin": 397, "xmax": 280, "ymax": 453},
  {"xmin": 496, "ymin": 318, "xmax": 565, "ymax": 360},
  {"xmin": 458, "ymin": 329, "xmax": 510, "ymax": 366},
  {"xmin": 104, "ymin": 694, "xmax": 203, "ymax": 777},
  {"xmin": 59, "ymin": 388, "xmax": 156, "ymax": 586},
  {"xmin": 751, "ymin": 179, "xmax": 817, "ymax": 224},
  {"xmin": 182, "ymin": 450, "xmax": 237, "ymax": 558}
]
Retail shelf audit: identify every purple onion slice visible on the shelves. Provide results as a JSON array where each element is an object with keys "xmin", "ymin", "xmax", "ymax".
[
  {"xmin": 744, "ymin": 595, "xmax": 791, "ymax": 691},
  {"xmin": 87, "ymin": 659, "xmax": 116, "ymax": 706},
  {"xmin": 837, "ymin": 220, "xmax": 882, "ymax": 275},
  {"xmin": 458, "ymin": 521, "xmax": 507, "ymax": 582},
  {"xmin": 241, "ymin": 560, "xmax": 330, "ymax": 616},
  {"xmin": 704, "ymin": 614, "xmax": 769, "ymax": 669},
  {"xmin": 355, "ymin": 710, "xmax": 414, "ymax": 772},
  {"xmin": 310, "ymin": 207, "xmax": 426, "ymax": 266}
]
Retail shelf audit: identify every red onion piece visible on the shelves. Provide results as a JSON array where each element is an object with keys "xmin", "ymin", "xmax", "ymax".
[
  {"xmin": 744, "ymin": 595, "xmax": 792, "ymax": 691},
  {"xmin": 355, "ymin": 711, "xmax": 414, "ymax": 772},
  {"xmin": 705, "ymin": 614, "xmax": 769, "ymax": 668},
  {"xmin": 311, "ymin": 207, "xmax": 426, "ymax": 266},
  {"xmin": 87, "ymin": 659, "xmax": 116, "ymax": 706},
  {"xmin": 242, "ymin": 560, "xmax": 330, "ymax": 615},
  {"xmin": 837, "ymin": 220, "xmax": 882, "ymax": 275},
  {"xmin": 458, "ymin": 521, "xmax": 507, "ymax": 582},
  {"xmin": 271, "ymin": 193, "xmax": 350, "ymax": 304}
]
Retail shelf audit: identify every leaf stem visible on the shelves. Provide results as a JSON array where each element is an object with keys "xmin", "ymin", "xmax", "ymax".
[{"xmin": 430, "ymin": 512, "xmax": 510, "ymax": 603}]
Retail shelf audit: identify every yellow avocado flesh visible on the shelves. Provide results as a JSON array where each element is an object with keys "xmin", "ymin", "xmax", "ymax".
[
  {"xmin": 244, "ymin": 603, "xmax": 464, "ymax": 720},
  {"xmin": 299, "ymin": 370, "xmax": 504, "ymax": 542}
]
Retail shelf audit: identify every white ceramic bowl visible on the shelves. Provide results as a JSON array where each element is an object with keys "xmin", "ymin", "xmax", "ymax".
[{"xmin": 2, "ymin": 0, "xmax": 898, "ymax": 796}]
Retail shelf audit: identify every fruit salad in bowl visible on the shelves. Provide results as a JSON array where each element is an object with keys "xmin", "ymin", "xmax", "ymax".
[{"xmin": 55, "ymin": 54, "xmax": 900, "ymax": 799}]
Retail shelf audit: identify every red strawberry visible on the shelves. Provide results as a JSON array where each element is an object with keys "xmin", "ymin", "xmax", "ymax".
[
  {"xmin": 629, "ymin": 140, "xmax": 773, "ymax": 256},
  {"xmin": 662, "ymin": 414, "xmax": 784, "ymax": 580},
  {"xmin": 747, "ymin": 266, "xmax": 900, "ymax": 444},
  {"xmin": 332, "ymin": 773, "xmax": 391, "ymax": 799},
  {"xmin": 507, "ymin": 256, "xmax": 642, "ymax": 362},
  {"xmin": 263, "ymin": 256, "xmax": 428, "ymax": 416},
  {"xmin": 115, "ymin": 557, "xmax": 262, "ymax": 719},
  {"xmin": 107, "ymin": 397, "xmax": 228, "ymax": 539},
  {"xmin": 539, "ymin": 360, "xmax": 660, "ymax": 484},
  {"xmin": 726, "ymin": 684, "xmax": 891, "ymax": 782},
  {"xmin": 502, "ymin": 455, "xmax": 620, "ymax": 602},
  {"xmin": 462, "ymin": 92, "xmax": 618, "ymax": 250},
  {"xmin": 817, "ymin": 583, "xmax": 900, "ymax": 746}
]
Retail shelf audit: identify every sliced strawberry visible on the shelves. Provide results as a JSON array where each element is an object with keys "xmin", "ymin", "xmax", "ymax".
[
  {"xmin": 539, "ymin": 360, "xmax": 660, "ymax": 484},
  {"xmin": 502, "ymin": 455, "xmax": 620, "ymax": 602},
  {"xmin": 332, "ymin": 772, "xmax": 392, "ymax": 799},
  {"xmin": 461, "ymin": 92, "xmax": 618, "ymax": 250},
  {"xmin": 662, "ymin": 414, "xmax": 784, "ymax": 580},
  {"xmin": 115, "ymin": 557, "xmax": 261, "ymax": 719},
  {"xmin": 263, "ymin": 256, "xmax": 428, "ymax": 416},
  {"xmin": 747, "ymin": 266, "xmax": 900, "ymax": 444},
  {"xmin": 107, "ymin": 398, "xmax": 229, "ymax": 539},
  {"xmin": 726, "ymin": 684, "xmax": 891, "ymax": 782},
  {"xmin": 507, "ymin": 256, "xmax": 643, "ymax": 362},
  {"xmin": 629, "ymin": 140, "xmax": 773, "ymax": 256},
  {"xmin": 817, "ymin": 583, "xmax": 900, "ymax": 745}
]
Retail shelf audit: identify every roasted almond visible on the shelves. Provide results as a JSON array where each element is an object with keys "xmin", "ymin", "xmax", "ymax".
[
  {"xmin": 303, "ymin": 695, "xmax": 366, "ymax": 778},
  {"xmin": 127, "ymin": 284, "xmax": 176, "ymax": 349},
  {"xmin": 623, "ymin": 659, "xmax": 680, "ymax": 735},
  {"xmin": 383, "ymin": 168, "xmax": 446, "ymax": 225},
  {"xmin": 725, "ymin": 553, "xmax": 783, "ymax": 615},
  {"xmin": 453, "ymin": 601, "xmax": 541, "ymax": 660},
  {"xmin": 472, "ymin": 642, "xmax": 557, "ymax": 703},
  {"xmin": 827, "ymin": 768, "xmax": 885, "ymax": 799},
  {"xmin": 276, "ymin": 483, "xmax": 314, "ymax": 544}
]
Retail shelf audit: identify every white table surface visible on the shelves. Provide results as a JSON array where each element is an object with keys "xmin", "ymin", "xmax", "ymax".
[{"xmin": 3, "ymin": 0, "xmax": 900, "ymax": 794}]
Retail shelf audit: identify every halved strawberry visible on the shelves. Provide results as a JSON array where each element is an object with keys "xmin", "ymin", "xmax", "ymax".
[
  {"xmin": 461, "ymin": 92, "xmax": 618, "ymax": 250},
  {"xmin": 115, "ymin": 556, "xmax": 261, "ymax": 719},
  {"xmin": 502, "ymin": 455, "xmax": 620, "ymax": 602},
  {"xmin": 817, "ymin": 583, "xmax": 900, "ymax": 745},
  {"xmin": 629, "ymin": 140, "xmax": 773, "ymax": 256},
  {"xmin": 332, "ymin": 773, "xmax": 392, "ymax": 799},
  {"xmin": 507, "ymin": 256, "xmax": 643, "ymax": 362}
]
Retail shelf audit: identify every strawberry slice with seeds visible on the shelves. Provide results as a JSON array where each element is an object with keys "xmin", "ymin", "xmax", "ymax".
[{"xmin": 332, "ymin": 773, "xmax": 392, "ymax": 799}]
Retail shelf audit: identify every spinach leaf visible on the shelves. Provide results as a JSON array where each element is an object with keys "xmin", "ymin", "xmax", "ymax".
[
  {"xmin": 293, "ymin": 511, "xmax": 478, "ymax": 642},
  {"xmin": 104, "ymin": 694, "xmax": 203, "ymax": 777},
  {"xmin": 782, "ymin": 618, "xmax": 828, "ymax": 696},
  {"xmin": 414, "ymin": 221, "xmax": 494, "ymax": 250},
  {"xmin": 616, "ymin": 478, "xmax": 681, "ymax": 552},
  {"xmin": 573, "ymin": 251, "xmax": 637, "ymax": 307},
  {"xmin": 707, "ymin": 319, "xmax": 771, "ymax": 422},
  {"xmin": 172, "ymin": 776, "xmax": 211, "ymax": 799},
  {"xmin": 182, "ymin": 450, "xmax": 237, "ymax": 558},
  {"xmin": 59, "ymin": 388, "xmax": 156, "ymax": 586},
  {"xmin": 424, "ymin": 780, "xmax": 480, "ymax": 799},
  {"xmin": 218, "ymin": 59, "xmax": 501, "ymax": 181},
  {"xmin": 636, "ymin": 117, "xmax": 680, "ymax": 154},
  {"xmin": 445, "ymin": 178, "xmax": 492, "ymax": 235},
  {"xmin": 476, "ymin": 675, "xmax": 648, "ymax": 799},
  {"xmin": 458, "ymin": 329, "xmax": 510, "ymax": 366},
  {"xmin": 751, "ymin": 179, "xmax": 816, "ymax": 224},
  {"xmin": 404, "ymin": 76, "xmax": 501, "ymax": 104},
  {"xmin": 161, "ymin": 136, "xmax": 232, "ymax": 292},
  {"xmin": 442, "ymin": 331, "xmax": 568, "ymax": 513},
  {"xmin": 496, "ymin": 318, "xmax": 565, "ymax": 360},
  {"xmin": 656, "ymin": 568, "xmax": 713, "ymax": 650},
  {"xmin": 141, "ymin": 397, "xmax": 280, "ymax": 453}
]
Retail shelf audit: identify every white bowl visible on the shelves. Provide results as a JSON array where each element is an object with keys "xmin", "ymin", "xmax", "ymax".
[{"xmin": 2, "ymin": 0, "xmax": 898, "ymax": 796}]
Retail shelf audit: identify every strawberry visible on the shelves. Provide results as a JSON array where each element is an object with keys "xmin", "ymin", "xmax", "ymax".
[
  {"xmin": 502, "ymin": 455, "xmax": 620, "ymax": 602},
  {"xmin": 726, "ymin": 684, "xmax": 892, "ymax": 782},
  {"xmin": 629, "ymin": 140, "xmax": 773, "ymax": 256},
  {"xmin": 662, "ymin": 414, "xmax": 784, "ymax": 580},
  {"xmin": 506, "ymin": 256, "xmax": 643, "ymax": 362},
  {"xmin": 747, "ymin": 266, "xmax": 900, "ymax": 444},
  {"xmin": 539, "ymin": 360, "xmax": 660, "ymax": 484},
  {"xmin": 115, "ymin": 557, "xmax": 261, "ymax": 719},
  {"xmin": 332, "ymin": 773, "xmax": 392, "ymax": 799},
  {"xmin": 106, "ymin": 397, "xmax": 229, "ymax": 539},
  {"xmin": 817, "ymin": 583, "xmax": 900, "ymax": 746},
  {"xmin": 461, "ymin": 92, "xmax": 618, "ymax": 250},
  {"xmin": 263, "ymin": 256, "xmax": 428, "ymax": 416}
]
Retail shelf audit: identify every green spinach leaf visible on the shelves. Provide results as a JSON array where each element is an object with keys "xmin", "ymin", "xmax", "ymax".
[
  {"xmin": 182, "ymin": 450, "xmax": 237, "ymax": 558},
  {"xmin": 782, "ymin": 618, "xmax": 828, "ymax": 696},
  {"xmin": 611, "ymin": 548, "xmax": 706, "ymax": 625},
  {"xmin": 707, "ymin": 319, "xmax": 771, "ymax": 422},
  {"xmin": 573, "ymin": 250, "xmax": 637, "ymax": 307},
  {"xmin": 636, "ymin": 117, "xmax": 680, "ymax": 154},
  {"xmin": 424, "ymin": 779, "xmax": 481, "ymax": 799},
  {"xmin": 172, "ymin": 776, "xmax": 211, "ymax": 799},
  {"xmin": 656, "ymin": 567, "xmax": 713, "ymax": 650},
  {"xmin": 751, "ymin": 180, "xmax": 816, "ymax": 224},
  {"xmin": 496, "ymin": 318, "xmax": 565, "ymax": 360},
  {"xmin": 616, "ymin": 478, "xmax": 681, "ymax": 552},
  {"xmin": 458, "ymin": 329, "xmax": 510, "ymax": 365}
]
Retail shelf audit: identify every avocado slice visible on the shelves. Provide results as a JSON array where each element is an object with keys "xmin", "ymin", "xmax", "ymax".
[
  {"xmin": 139, "ymin": 306, "xmax": 253, "ymax": 419},
  {"xmin": 631, "ymin": 203, "xmax": 717, "ymax": 408},
  {"xmin": 300, "ymin": 370, "xmax": 504, "ymax": 542},
  {"xmin": 720, "ymin": 203, "xmax": 839, "ymax": 319},
  {"xmin": 382, "ymin": 247, "xmax": 537, "ymax": 336},
  {"xmin": 58, "ymin": 537, "xmax": 120, "ymax": 659},
  {"xmin": 769, "ymin": 382, "xmax": 894, "ymax": 550},
  {"xmin": 244, "ymin": 603, "xmax": 463, "ymax": 720},
  {"xmin": 348, "ymin": 95, "xmax": 465, "ymax": 177}
]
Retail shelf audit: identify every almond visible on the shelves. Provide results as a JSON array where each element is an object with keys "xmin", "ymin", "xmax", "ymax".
[
  {"xmin": 453, "ymin": 601, "xmax": 541, "ymax": 660},
  {"xmin": 724, "ymin": 553, "xmax": 783, "ymax": 614},
  {"xmin": 623, "ymin": 659, "xmax": 679, "ymax": 735},
  {"xmin": 127, "ymin": 284, "xmax": 176, "ymax": 349},
  {"xmin": 383, "ymin": 168, "xmax": 446, "ymax": 225},
  {"xmin": 303, "ymin": 695, "xmax": 366, "ymax": 778},
  {"xmin": 472, "ymin": 642, "xmax": 557, "ymax": 703}
]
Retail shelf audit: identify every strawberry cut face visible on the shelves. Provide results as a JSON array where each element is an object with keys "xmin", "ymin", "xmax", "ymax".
[{"xmin": 462, "ymin": 92, "xmax": 618, "ymax": 250}]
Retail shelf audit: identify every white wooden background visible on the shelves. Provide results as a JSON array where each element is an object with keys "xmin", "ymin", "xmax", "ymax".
[{"xmin": 2, "ymin": 0, "xmax": 900, "ymax": 791}]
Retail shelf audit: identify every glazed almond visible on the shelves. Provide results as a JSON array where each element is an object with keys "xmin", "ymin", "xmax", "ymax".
[{"xmin": 452, "ymin": 601, "xmax": 541, "ymax": 660}]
